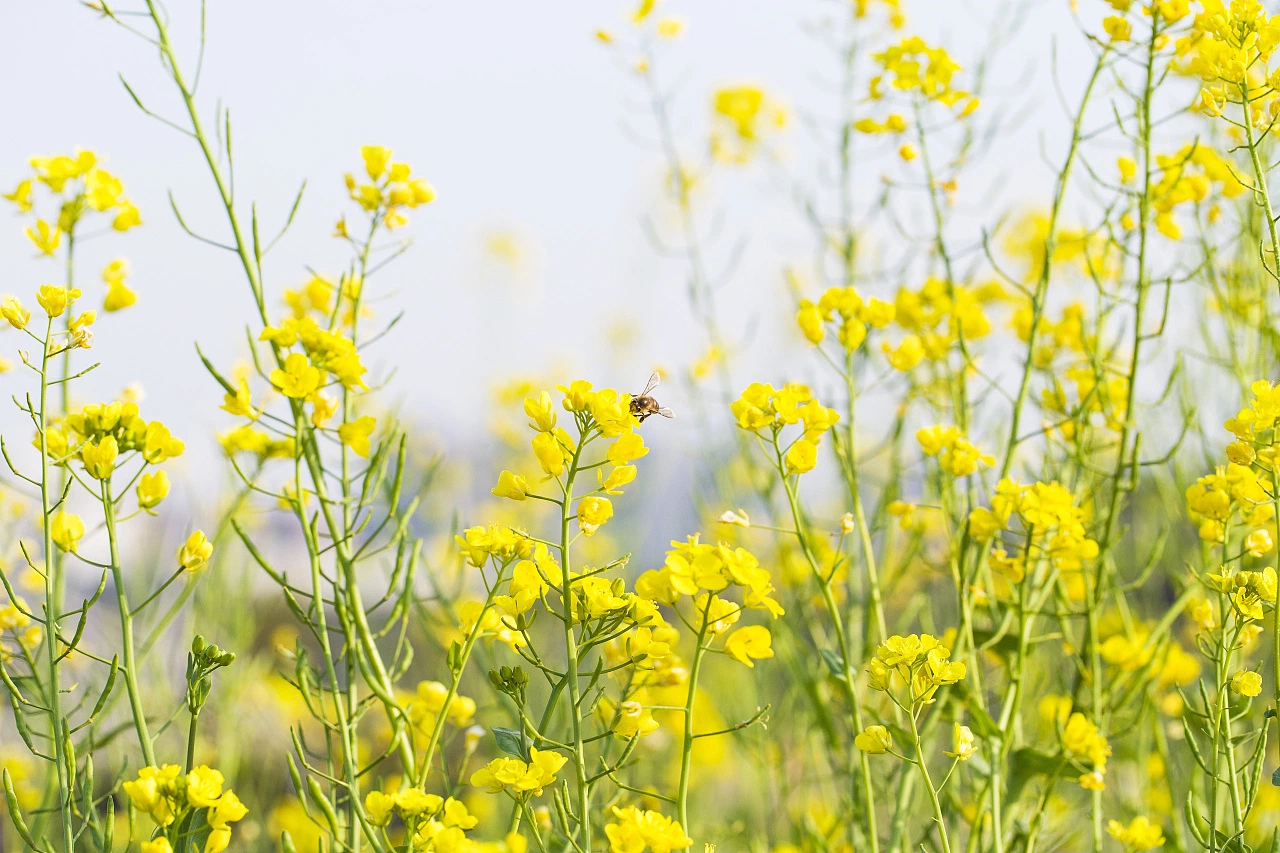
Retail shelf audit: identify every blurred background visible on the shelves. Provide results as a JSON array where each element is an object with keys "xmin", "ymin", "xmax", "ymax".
[{"xmin": 0, "ymin": 0, "xmax": 1095, "ymax": 501}]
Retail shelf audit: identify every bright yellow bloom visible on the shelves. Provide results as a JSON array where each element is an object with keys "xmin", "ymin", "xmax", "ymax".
[
  {"xmin": 784, "ymin": 437, "xmax": 818, "ymax": 474},
  {"xmin": 1103, "ymin": 15, "xmax": 1131, "ymax": 41},
  {"xmin": 1106, "ymin": 816, "xmax": 1165, "ymax": 852},
  {"xmin": 365, "ymin": 790, "xmax": 396, "ymax": 826},
  {"xmin": 362, "ymin": 145, "xmax": 393, "ymax": 181},
  {"xmin": 137, "ymin": 470, "xmax": 170, "ymax": 511},
  {"xmin": 179, "ymin": 530, "xmax": 213, "ymax": 572},
  {"xmin": 1231, "ymin": 670, "xmax": 1263, "ymax": 697},
  {"xmin": 37, "ymin": 285, "xmax": 80, "ymax": 318},
  {"xmin": 944, "ymin": 723, "xmax": 978, "ymax": 760},
  {"xmin": 855, "ymin": 725, "xmax": 893, "ymax": 754},
  {"xmin": 524, "ymin": 391, "xmax": 557, "ymax": 432},
  {"xmin": 605, "ymin": 806, "xmax": 692, "ymax": 853},
  {"xmin": 578, "ymin": 496, "xmax": 613, "ymax": 536},
  {"xmin": 221, "ymin": 379, "xmax": 258, "ymax": 419},
  {"xmin": 493, "ymin": 470, "xmax": 530, "ymax": 500},
  {"xmin": 81, "ymin": 436, "xmax": 119, "ymax": 479},
  {"xmin": 338, "ymin": 415, "xmax": 377, "ymax": 458},
  {"xmin": 185, "ymin": 766, "xmax": 224, "ymax": 808},
  {"xmin": 724, "ymin": 624, "xmax": 774, "ymax": 667},
  {"xmin": 269, "ymin": 352, "xmax": 323, "ymax": 399},
  {"xmin": 26, "ymin": 220, "xmax": 61, "ymax": 255},
  {"xmin": 1, "ymin": 298, "xmax": 30, "ymax": 330},
  {"xmin": 470, "ymin": 748, "xmax": 567, "ymax": 797},
  {"xmin": 50, "ymin": 512, "xmax": 85, "ymax": 553}
]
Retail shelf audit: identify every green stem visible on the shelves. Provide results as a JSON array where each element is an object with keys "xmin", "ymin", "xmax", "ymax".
[
  {"xmin": 103, "ymin": 477, "xmax": 156, "ymax": 766},
  {"xmin": 38, "ymin": 317, "xmax": 74, "ymax": 853},
  {"xmin": 911, "ymin": 711, "xmax": 953, "ymax": 853},
  {"xmin": 676, "ymin": 602, "xmax": 712, "ymax": 846},
  {"xmin": 559, "ymin": 435, "xmax": 592, "ymax": 853}
]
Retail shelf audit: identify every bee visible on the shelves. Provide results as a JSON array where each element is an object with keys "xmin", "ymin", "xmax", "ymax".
[{"xmin": 630, "ymin": 372, "xmax": 675, "ymax": 423}]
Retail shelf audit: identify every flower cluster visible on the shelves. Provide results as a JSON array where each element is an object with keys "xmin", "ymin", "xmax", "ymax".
[
  {"xmin": 968, "ymin": 479, "xmax": 1100, "ymax": 594},
  {"xmin": 796, "ymin": 285, "xmax": 896, "ymax": 351},
  {"xmin": 122, "ymin": 765, "xmax": 247, "ymax": 853},
  {"xmin": 1106, "ymin": 816, "xmax": 1165, "ymax": 852},
  {"xmin": 730, "ymin": 382, "xmax": 839, "ymax": 475},
  {"xmin": 870, "ymin": 36, "xmax": 979, "ymax": 114},
  {"xmin": 364, "ymin": 790, "xmax": 478, "ymax": 853},
  {"xmin": 867, "ymin": 633, "xmax": 967, "ymax": 707},
  {"xmin": 604, "ymin": 805, "xmax": 693, "ymax": 853},
  {"xmin": 1060, "ymin": 711, "xmax": 1112, "ymax": 791},
  {"xmin": 916, "ymin": 425, "xmax": 993, "ymax": 477},
  {"xmin": 341, "ymin": 145, "xmax": 435, "ymax": 233},
  {"xmin": 469, "ymin": 749, "xmax": 567, "ymax": 798},
  {"xmin": 2, "ymin": 150, "xmax": 141, "ymax": 258},
  {"xmin": 709, "ymin": 85, "xmax": 788, "ymax": 164},
  {"xmin": 1185, "ymin": 464, "xmax": 1271, "ymax": 544}
]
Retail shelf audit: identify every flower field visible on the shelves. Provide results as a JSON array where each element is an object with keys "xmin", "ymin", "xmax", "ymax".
[{"xmin": 3, "ymin": 2, "xmax": 1280, "ymax": 853}]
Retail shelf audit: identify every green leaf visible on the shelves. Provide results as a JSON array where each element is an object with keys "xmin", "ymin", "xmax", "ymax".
[
  {"xmin": 1272, "ymin": 766, "xmax": 1280, "ymax": 787},
  {"xmin": 1006, "ymin": 748, "xmax": 1061, "ymax": 806},
  {"xmin": 493, "ymin": 726, "xmax": 527, "ymax": 760},
  {"xmin": 820, "ymin": 649, "xmax": 846, "ymax": 680},
  {"xmin": 964, "ymin": 698, "xmax": 1002, "ymax": 740}
]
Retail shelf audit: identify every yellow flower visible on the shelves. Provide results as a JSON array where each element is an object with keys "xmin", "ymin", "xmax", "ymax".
[
  {"xmin": 338, "ymin": 416, "xmax": 377, "ymax": 458},
  {"xmin": 140, "ymin": 840, "xmax": 173, "ymax": 853},
  {"xmin": 883, "ymin": 335, "xmax": 924, "ymax": 371},
  {"xmin": 607, "ymin": 432, "xmax": 648, "ymax": 466},
  {"xmin": 605, "ymin": 806, "xmax": 692, "ymax": 853},
  {"xmin": 37, "ymin": 285, "xmax": 80, "ymax": 318},
  {"xmin": 362, "ymin": 145, "xmax": 393, "ymax": 181},
  {"xmin": 493, "ymin": 470, "xmax": 530, "ymax": 500},
  {"xmin": 656, "ymin": 17, "xmax": 684, "ymax": 37},
  {"xmin": 578, "ymin": 496, "xmax": 613, "ymax": 536},
  {"xmin": 1, "ymin": 298, "xmax": 30, "ymax": 330},
  {"xmin": 104, "ymin": 278, "xmax": 138, "ymax": 312},
  {"xmin": 524, "ymin": 391, "xmax": 557, "ymax": 432},
  {"xmin": 50, "ymin": 512, "xmax": 85, "ymax": 553},
  {"xmin": 797, "ymin": 300, "xmax": 824, "ymax": 344},
  {"xmin": 2, "ymin": 179, "xmax": 33, "ymax": 212},
  {"xmin": 204, "ymin": 826, "xmax": 231, "ymax": 853},
  {"xmin": 179, "ymin": 530, "xmax": 213, "ymax": 573},
  {"xmin": 112, "ymin": 202, "xmax": 142, "ymax": 232},
  {"xmin": 724, "ymin": 625, "xmax": 774, "ymax": 667},
  {"xmin": 207, "ymin": 790, "xmax": 248, "ymax": 829},
  {"xmin": 1245, "ymin": 528, "xmax": 1273, "ymax": 557},
  {"xmin": 269, "ymin": 352, "xmax": 323, "ymax": 399},
  {"xmin": 185, "ymin": 766, "xmax": 225, "ymax": 807},
  {"xmin": 137, "ymin": 470, "xmax": 170, "ymax": 511},
  {"xmin": 1106, "ymin": 816, "xmax": 1165, "ymax": 851},
  {"xmin": 1103, "ymin": 15, "xmax": 1131, "ymax": 41},
  {"xmin": 144, "ymin": 422, "xmax": 185, "ymax": 463},
  {"xmin": 855, "ymin": 725, "xmax": 892, "ymax": 754},
  {"xmin": 943, "ymin": 723, "xmax": 978, "ymax": 760},
  {"xmin": 784, "ymin": 438, "xmax": 818, "ymax": 475},
  {"xmin": 81, "ymin": 436, "xmax": 119, "ymax": 479},
  {"xmin": 26, "ymin": 220, "xmax": 61, "ymax": 256},
  {"xmin": 365, "ymin": 790, "xmax": 396, "ymax": 827},
  {"xmin": 470, "ymin": 748, "xmax": 568, "ymax": 797},
  {"xmin": 1231, "ymin": 670, "xmax": 1262, "ymax": 697},
  {"xmin": 532, "ymin": 430, "xmax": 573, "ymax": 477}
]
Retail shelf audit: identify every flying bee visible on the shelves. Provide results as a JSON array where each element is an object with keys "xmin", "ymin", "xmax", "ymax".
[{"xmin": 630, "ymin": 372, "xmax": 675, "ymax": 423}]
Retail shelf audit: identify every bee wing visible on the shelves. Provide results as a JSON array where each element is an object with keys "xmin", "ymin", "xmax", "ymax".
[
  {"xmin": 642, "ymin": 371, "xmax": 661, "ymax": 396},
  {"xmin": 657, "ymin": 407, "xmax": 675, "ymax": 419}
]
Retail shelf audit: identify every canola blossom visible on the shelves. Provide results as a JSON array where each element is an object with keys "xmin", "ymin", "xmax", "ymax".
[{"xmin": 5, "ymin": 3, "xmax": 1280, "ymax": 853}]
